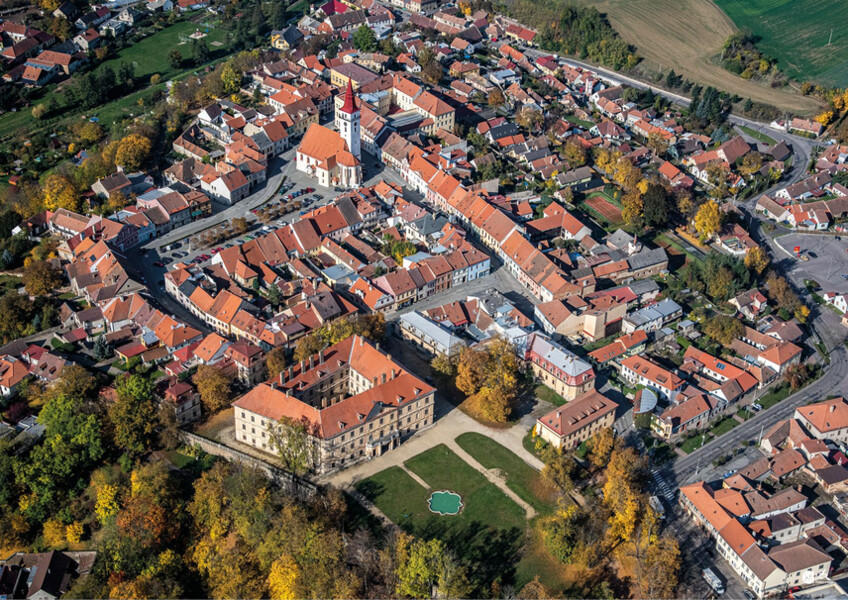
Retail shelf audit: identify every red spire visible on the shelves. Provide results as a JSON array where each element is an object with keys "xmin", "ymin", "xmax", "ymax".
[{"xmin": 339, "ymin": 78, "xmax": 358, "ymax": 114}]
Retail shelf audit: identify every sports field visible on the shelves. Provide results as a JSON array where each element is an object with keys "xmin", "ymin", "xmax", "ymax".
[
  {"xmin": 568, "ymin": 0, "xmax": 822, "ymax": 114},
  {"xmin": 584, "ymin": 193, "xmax": 623, "ymax": 225},
  {"xmin": 715, "ymin": 0, "xmax": 848, "ymax": 88}
]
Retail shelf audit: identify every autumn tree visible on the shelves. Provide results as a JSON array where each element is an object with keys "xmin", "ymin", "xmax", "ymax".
[
  {"xmin": 41, "ymin": 174, "xmax": 80, "ymax": 212},
  {"xmin": 765, "ymin": 271, "xmax": 801, "ymax": 314},
  {"xmin": 430, "ymin": 354, "xmax": 455, "ymax": 377},
  {"xmin": 541, "ymin": 445, "xmax": 576, "ymax": 493},
  {"xmin": 455, "ymin": 338, "xmax": 521, "ymax": 423},
  {"xmin": 693, "ymin": 200, "xmax": 721, "ymax": 241},
  {"xmin": 268, "ymin": 554, "xmax": 302, "ymax": 599},
  {"xmin": 634, "ymin": 535, "xmax": 680, "ymax": 599},
  {"xmin": 541, "ymin": 501, "xmax": 580, "ymax": 563},
  {"xmin": 395, "ymin": 538, "xmax": 470, "ymax": 599},
  {"xmin": 744, "ymin": 246, "xmax": 769, "ymax": 275},
  {"xmin": 193, "ymin": 365, "xmax": 232, "ymax": 413},
  {"xmin": 563, "ymin": 139, "xmax": 587, "ymax": 167},
  {"xmin": 232, "ymin": 217, "xmax": 249, "ymax": 233},
  {"xmin": 266, "ymin": 346, "xmax": 288, "ymax": 378},
  {"xmin": 115, "ymin": 134, "xmax": 153, "ymax": 171},
  {"xmin": 487, "ymin": 88, "xmax": 505, "ymax": 107},
  {"xmin": 621, "ymin": 188, "xmax": 643, "ymax": 225},
  {"xmin": 602, "ymin": 446, "xmax": 647, "ymax": 543},
  {"xmin": 703, "ymin": 314, "xmax": 743, "ymax": 345},
  {"xmin": 707, "ymin": 266, "xmax": 734, "ymax": 300},
  {"xmin": 22, "ymin": 260, "xmax": 61, "ymax": 296},
  {"xmin": 588, "ymin": 427, "xmax": 615, "ymax": 469}
]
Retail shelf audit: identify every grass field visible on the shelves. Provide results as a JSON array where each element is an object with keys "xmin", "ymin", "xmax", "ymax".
[
  {"xmin": 568, "ymin": 0, "xmax": 822, "ymax": 114},
  {"xmin": 455, "ymin": 432, "xmax": 555, "ymax": 516},
  {"xmin": 739, "ymin": 125, "xmax": 777, "ymax": 145},
  {"xmin": 716, "ymin": 0, "xmax": 848, "ymax": 88},
  {"xmin": 357, "ymin": 445, "xmax": 527, "ymax": 594},
  {"xmin": 534, "ymin": 384, "xmax": 568, "ymax": 407},
  {"xmin": 0, "ymin": 19, "xmax": 232, "ymax": 142}
]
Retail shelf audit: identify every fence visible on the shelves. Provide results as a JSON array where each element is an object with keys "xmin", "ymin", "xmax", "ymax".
[{"xmin": 178, "ymin": 430, "xmax": 317, "ymax": 497}]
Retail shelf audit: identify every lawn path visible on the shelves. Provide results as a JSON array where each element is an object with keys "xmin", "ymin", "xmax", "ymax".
[
  {"xmin": 444, "ymin": 439, "xmax": 537, "ymax": 519},
  {"xmin": 399, "ymin": 465, "xmax": 431, "ymax": 489}
]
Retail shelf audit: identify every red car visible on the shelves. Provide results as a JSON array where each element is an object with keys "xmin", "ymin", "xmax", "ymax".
[
  {"xmin": 153, "ymin": 261, "xmax": 164, "ymax": 267},
  {"xmin": 306, "ymin": 187, "xmax": 315, "ymax": 193},
  {"xmin": 211, "ymin": 248, "xmax": 219, "ymax": 254}
]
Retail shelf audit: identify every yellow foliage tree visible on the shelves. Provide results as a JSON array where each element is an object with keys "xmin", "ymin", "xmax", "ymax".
[
  {"xmin": 815, "ymin": 111, "xmax": 834, "ymax": 126},
  {"xmin": 41, "ymin": 175, "xmax": 80, "ymax": 212},
  {"xmin": 621, "ymin": 188, "xmax": 643, "ymax": 225},
  {"xmin": 744, "ymin": 246, "xmax": 769, "ymax": 274},
  {"xmin": 96, "ymin": 483, "xmax": 120, "ymax": 523},
  {"xmin": 268, "ymin": 554, "xmax": 302, "ymax": 600},
  {"xmin": 693, "ymin": 200, "xmax": 721, "ymax": 242},
  {"xmin": 43, "ymin": 519, "xmax": 67, "ymax": 548},
  {"xmin": 115, "ymin": 134, "xmax": 153, "ymax": 171},
  {"xmin": 66, "ymin": 522, "xmax": 84, "ymax": 544}
]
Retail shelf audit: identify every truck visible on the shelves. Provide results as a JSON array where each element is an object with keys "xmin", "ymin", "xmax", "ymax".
[{"xmin": 702, "ymin": 568, "xmax": 725, "ymax": 595}]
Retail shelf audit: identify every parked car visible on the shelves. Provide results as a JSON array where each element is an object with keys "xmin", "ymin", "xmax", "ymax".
[
  {"xmin": 808, "ymin": 251, "xmax": 818, "ymax": 258},
  {"xmin": 842, "ymin": 274, "xmax": 848, "ymax": 280},
  {"xmin": 162, "ymin": 257, "xmax": 172, "ymax": 264},
  {"xmin": 751, "ymin": 402, "xmax": 763, "ymax": 412},
  {"xmin": 153, "ymin": 261, "xmax": 164, "ymax": 267},
  {"xmin": 743, "ymin": 591, "xmax": 755, "ymax": 600}
]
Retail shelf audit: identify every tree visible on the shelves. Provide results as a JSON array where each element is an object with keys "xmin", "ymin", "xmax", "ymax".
[
  {"xmin": 588, "ymin": 427, "xmax": 615, "ymax": 469},
  {"xmin": 267, "ymin": 416, "xmax": 318, "ymax": 479},
  {"xmin": 22, "ymin": 260, "xmax": 61, "ymax": 296},
  {"xmin": 541, "ymin": 502, "xmax": 580, "ymax": 563},
  {"xmin": 44, "ymin": 519, "xmax": 67, "ymax": 548},
  {"xmin": 430, "ymin": 354, "xmax": 455, "ymax": 377},
  {"xmin": 693, "ymin": 200, "xmax": 721, "ymax": 241},
  {"xmin": 268, "ymin": 554, "xmax": 302, "ymax": 599},
  {"xmin": 41, "ymin": 175, "xmax": 79, "ymax": 212},
  {"xmin": 168, "ymin": 48, "xmax": 183, "ymax": 69},
  {"xmin": 765, "ymin": 271, "xmax": 801, "ymax": 313},
  {"xmin": 621, "ymin": 188, "xmax": 643, "ymax": 225},
  {"xmin": 519, "ymin": 577, "xmax": 551, "ymax": 600},
  {"xmin": 515, "ymin": 106, "xmax": 543, "ymax": 132},
  {"xmin": 221, "ymin": 64, "xmax": 241, "ymax": 95},
  {"xmin": 541, "ymin": 446, "xmax": 576, "ymax": 493},
  {"xmin": 32, "ymin": 104, "xmax": 49, "ymax": 119},
  {"xmin": 563, "ymin": 139, "xmax": 587, "ymax": 167},
  {"xmin": 744, "ymin": 246, "xmax": 769, "ymax": 274},
  {"xmin": 487, "ymin": 88, "xmax": 505, "ymax": 107},
  {"xmin": 266, "ymin": 346, "xmax": 288, "ymax": 379},
  {"xmin": 395, "ymin": 539, "xmax": 448, "ymax": 599},
  {"xmin": 109, "ymin": 373, "xmax": 158, "ymax": 456},
  {"xmin": 192, "ymin": 37, "xmax": 210, "ymax": 66},
  {"xmin": 703, "ymin": 314, "xmax": 743, "ymax": 345},
  {"xmin": 635, "ymin": 535, "xmax": 680, "ymax": 599},
  {"xmin": 193, "ymin": 365, "xmax": 232, "ymax": 413},
  {"xmin": 784, "ymin": 364, "xmax": 812, "ymax": 390},
  {"xmin": 232, "ymin": 217, "xmax": 249, "ymax": 234},
  {"xmin": 115, "ymin": 134, "xmax": 153, "ymax": 171},
  {"xmin": 94, "ymin": 334, "xmax": 112, "ymax": 361},
  {"xmin": 108, "ymin": 190, "xmax": 129, "ymax": 212},
  {"xmin": 352, "ymin": 25, "xmax": 377, "ymax": 52},
  {"xmin": 642, "ymin": 182, "xmax": 671, "ymax": 228}
]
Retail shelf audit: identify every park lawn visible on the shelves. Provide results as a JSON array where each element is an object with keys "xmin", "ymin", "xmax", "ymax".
[
  {"xmin": 564, "ymin": 114, "xmax": 595, "ymax": 129},
  {"xmin": 710, "ymin": 416, "xmax": 739, "ymax": 437},
  {"xmin": 354, "ymin": 466, "xmax": 433, "ymax": 529},
  {"xmin": 455, "ymin": 432, "xmax": 555, "ymax": 515},
  {"xmin": 715, "ymin": 0, "xmax": 848, "ymax": 87},
  {"xmin": 739, "ymin": 125, "xmax": 777, "ymax": 145},
  {"xmin": 165, "ymin": 450, "xmax": 195, "ymax": 469},
  {"xmin": 359, "ymin": 445, "xmax": 528, "ymax": 595},
  {"xmin": 535, "ymin": 384, "xmax": 568, "ymax": 407}
]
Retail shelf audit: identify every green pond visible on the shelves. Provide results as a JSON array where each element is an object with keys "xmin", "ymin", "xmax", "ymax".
[{"xmin": 428, "ymin": 490, "xmax": 462, "ymax": 515}]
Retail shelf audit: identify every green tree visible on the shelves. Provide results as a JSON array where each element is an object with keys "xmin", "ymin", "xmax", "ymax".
[
  {"xmin": 352, "ymin": 25, "xmax": 377, "ymax": 52},
  {"xmin": 109, "ymin": 373, "xmax": 158, "ymax": 456},
  {"xmin": 167, "ymin": 48, "xmax": 183, "ymax": 69},
  {"xmin": 268, "ymin": 416, "xmax": 318, "ymax": 479},
  {"xmin": 642, "ymin": 182, "xmax": 671, "ymax": 228},
  {"xmin": 192, "ymin": 37, "xmax": 210, "ymax": 66}
]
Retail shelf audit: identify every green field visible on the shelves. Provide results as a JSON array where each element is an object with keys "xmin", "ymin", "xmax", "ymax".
[
  {"xmin": 715, "ymin": 0, "xmax": 848, "ymax": 87},
  {"xmin": 357, "ymin": 445, "xmax": 527, "ymax": 594},
  {"xmin": 0, "ymin": 19, "xmax": 232, "ymax": 142}
]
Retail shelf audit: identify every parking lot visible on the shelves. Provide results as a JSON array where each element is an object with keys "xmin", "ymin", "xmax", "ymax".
[{"xmin": 779, "ymin": 232, "xmax": 848, "ymax": 293}]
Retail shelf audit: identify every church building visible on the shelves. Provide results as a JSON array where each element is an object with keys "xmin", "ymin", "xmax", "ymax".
[{"xmin": 295, "ymin": 80, "xmax": 362, "ymax": 189}]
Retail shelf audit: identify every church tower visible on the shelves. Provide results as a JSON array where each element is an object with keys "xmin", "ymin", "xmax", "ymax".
[{"xmin": 338, "ymin": 79, "xmax": 361, "ymax": 160}]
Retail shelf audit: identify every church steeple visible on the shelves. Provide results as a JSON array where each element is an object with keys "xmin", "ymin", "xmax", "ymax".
[{"xmin": 338, "ymin": 78, "xmax": 361, "ymax": 159}]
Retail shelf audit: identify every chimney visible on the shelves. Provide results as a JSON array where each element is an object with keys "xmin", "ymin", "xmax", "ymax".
[
  {"xmin": 376, "ymin": 342, "xmax": 381, "ymax": 351},
  {"xmin": 270, "ymin": 381, "xmax": 278, "ymax": 390},
  {"xmin": 300, "ymin": 360, "xmax": 306, "ymax": 372},
  {"xmin": 387, "ymin": 354, "xmax": 392, "ymax": 362},
  {"xmin": 319, "ymin": 349, "xmax": 325, "ymax": 363},
  {"xmin": 381, "ymin": 372, "xmax": 386, "ymax": 384},
  {"xmin": 556, "ymin": 411, "xmax": 561, "ymax": 419},
  {"xmin": 309, "ymin": 355, "xmax": 314, "ymax": 370},
  {"xmin": 287, "ymin": 366, "xmax": 293, "ymax": 380},
  {"xmin": 831, "ymin": 404, "xmax": 837, "ymax": 413}
]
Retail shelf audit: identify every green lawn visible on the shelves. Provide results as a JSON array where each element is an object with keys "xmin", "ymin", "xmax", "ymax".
[
  {"xmin": 455, "ymin": 432, "xmax": 553, "ymax": 515},
  {"xmin": 710, "ymin": 416, "xmax": 740, "ymax": 437},
  {"xmin": 165, "ymin": 450, "xmax": 195, "ymax": 469},
  {"xmin": 564, "ymin": 114, "xmax": 595, "ymax": 129},
  {"xmin": 0, "ymin": 19, "xmax": 232, "ymax": 141},
  {"xmin": 715, "ymin": 0, "xmax": 848, "ymax": 87},
  {"xmin": 357, "ymin": 445, "xmax": 527, "ymax": 595},
  {"xmin": 679, "ymin": 432, "xmax": 713, "ymax": 454},
  {"xmin": 760, "ymin": 384, "xmax": 792, "ymax": 409},
  {"xmin": 739, "ymin": 125, "xmax": 777, "ymax": 146},
  {"xmin": 534, "ymin": 384, "xmax": 568, "ymax": 407}
]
